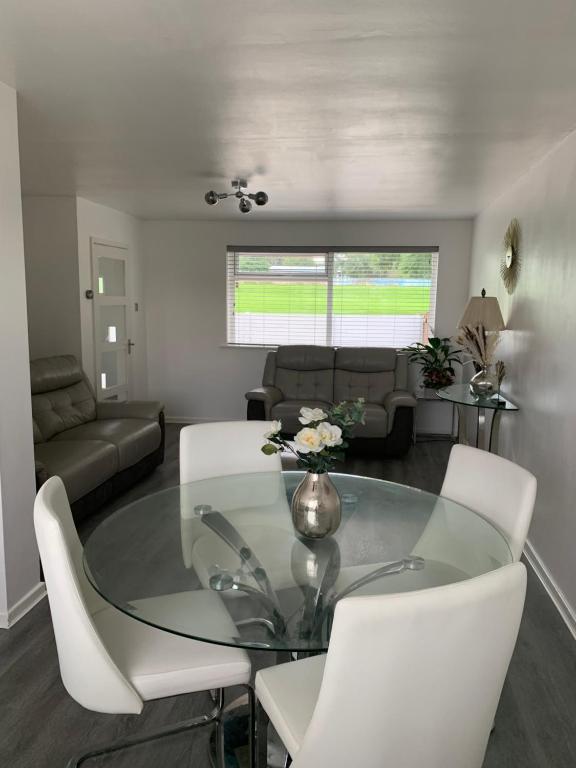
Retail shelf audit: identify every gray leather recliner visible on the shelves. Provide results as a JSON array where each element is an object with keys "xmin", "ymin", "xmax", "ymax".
[
  {"xmin": 31, "ymin": 355, "xmax": 165, "ymax": 520},
  {"xmin": 246, "ymin": 345, "xmax": 416, "ymax": 457}
]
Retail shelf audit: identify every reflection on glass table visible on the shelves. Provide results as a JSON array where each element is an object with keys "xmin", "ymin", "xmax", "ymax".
[{"xmin": 83, "ymin": 471, "xmax": 512, "ymax": 653}]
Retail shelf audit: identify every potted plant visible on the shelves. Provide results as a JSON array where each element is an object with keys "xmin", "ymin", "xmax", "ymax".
[
  {"xmin": 402, "ymin": 337, "xmax": 461, "ymax": 390},
  {"xmin": 262, "ymin": 399, "xmax": 365, "ymax": 539}
]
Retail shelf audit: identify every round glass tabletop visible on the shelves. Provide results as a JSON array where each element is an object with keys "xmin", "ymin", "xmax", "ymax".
[{"xmin": 83, "ymin": 471, "xmax": 512, "ymax": 652}]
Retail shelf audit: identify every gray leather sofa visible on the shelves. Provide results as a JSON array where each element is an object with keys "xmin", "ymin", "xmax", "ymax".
[
  {"xmin": 32, "ymin": 355, "xmax": 165, "ymax": 520},
  {"xmin": 246, "ymin": 345, "xmax": 416, "ymax": 457}
]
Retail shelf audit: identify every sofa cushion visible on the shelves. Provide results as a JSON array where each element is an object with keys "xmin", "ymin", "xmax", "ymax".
[
  {"xmin": 351, "ymin": 403, "xmax": 389, "ymax": 438},
  {"xmin": 32, "ymin": 420, "xmax": 44, "ymax": 444},
  {"xmin": 334, "ymin": 369, "xmax": 395, "ymax": 404},
  {"xmin": 334, "ymin": 347, "xmax": 397, "ymax": 373},
  {"xmin": 32, "ymin": 380, "xmax": 97, "ymax": 441},
  {"xmin": 275, "ymin": 345, "xmax": 335, "ymax": 371},
  {"xmin": 30, "ymin": 354, "xmax": 85, "ymax": 394},
  {"xmin": 274, "ymin": 346, "xmax": 335, "ymax": 402},
  {"xmin": 271, "ymin": 400, "xmax": 333, "ymax": 435},
  {"xmin": 52, "ymin": 418, "xmax": 161, "ymax": 471},
  {"xmin": 334, "ymin": 347, "xmax": 397, "ymax": 404},
  {"xmin": 34, "ymin": 440, "xmax": 118, "ymax": 503}
]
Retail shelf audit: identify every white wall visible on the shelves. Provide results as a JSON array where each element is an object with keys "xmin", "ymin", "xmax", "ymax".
[
  {"xmin": 143, "ymin": 219, "xmax": 472, "ymax": 421},
  {"xmin": 76, "ymin": 198, "xmax": 148, "ymax": 398},
  {"xmin": 23, "ymin": 196, "xmax": 82, "ymax": 360},
  {"xmin": 0, "ymin": 81, "xmax": 43, "ymax": 628},
  {"xmin": 470, "ymin": 129, "xmax": 576, "ymax": 628}
]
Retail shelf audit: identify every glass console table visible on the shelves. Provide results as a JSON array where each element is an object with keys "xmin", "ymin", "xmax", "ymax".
[{"xmin": 436, "ymin": 383, "xmax": 518, "ymax": 453}]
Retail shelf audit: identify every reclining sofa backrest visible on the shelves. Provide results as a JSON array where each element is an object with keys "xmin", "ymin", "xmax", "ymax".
[
  {"xmin": 30, "ymin": 355, "xmax": 96, "ymax": 444},
  {"xmin": 264, "ymin": 346, "xmax": 335, "ymax": 403},
  {"xmin": 262, "ymin": 345, "xmax": 407, "ymax": 404},
  {"xmin": 334, "ymin": 347, "xmax": 406, "ymax": 404}
]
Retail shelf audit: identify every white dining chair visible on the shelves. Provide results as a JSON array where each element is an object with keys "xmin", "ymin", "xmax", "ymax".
[
  {"xmin": 255, "ymin": 561, "xmax": 527, "ymax": 768},
  {"xmin": 439, "ymin": 444, "xmax": 537, "ymax": 561},
  {"xmin": 34, "ymin": 476, "xmax": 253, "ymax": 768},
  {"xmin": 179, "ymin": 421, "xmax": 281, "ymax": 484},
  {"xmin": 179, "ymin": 422, "xmax": 305, "ymax": 596},
  {"xmin": 334, "ymin": 445, "xmax": 537, "ymax": 599}
]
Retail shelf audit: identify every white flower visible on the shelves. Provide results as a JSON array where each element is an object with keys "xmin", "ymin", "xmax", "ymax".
[
  {"xmin": 317, "ymin": 422, "xmax": 343, "ymax": 447},
  {"xmin": 264, "ymin": 420, "xmax": 282, "ymax": 439},
  {"xmin": 298, "ymin": 407, "xmax": 328, "ymax": 425},
  {"xmin": 294, "ymin": 427, "xmax": 324, "ymax": 454}
]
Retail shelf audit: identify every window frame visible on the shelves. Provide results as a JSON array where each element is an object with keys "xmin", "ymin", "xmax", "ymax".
[{"xmin": 226, "ymin": 247, "xmax": 438, "ymax": 349}]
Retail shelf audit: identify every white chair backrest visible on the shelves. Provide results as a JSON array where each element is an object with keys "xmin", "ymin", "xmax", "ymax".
[
  {"xmin": 293, "ymin": 562, "xmax": 526, "ymax": 768},
  {"xmin": 440, "ymin": 444, "xmax": 537, "ymax": 561},
  {"xmin": 34, "ymin": 477, "xmax": 143, "ymax": 715},
  {"xmin": 179, "ymin": 421, "xmax": 282, "ymax": 484}
]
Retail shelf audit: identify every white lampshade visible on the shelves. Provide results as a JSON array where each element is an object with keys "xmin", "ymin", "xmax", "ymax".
[{"xmin": 458, "ymin": 289, "xmax": 505, "ymax": 330}]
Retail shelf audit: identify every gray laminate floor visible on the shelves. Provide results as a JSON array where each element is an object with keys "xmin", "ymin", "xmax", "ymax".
[{"xmin": 1, "ymin": 425, "xmax": 575, "ymax": 767}]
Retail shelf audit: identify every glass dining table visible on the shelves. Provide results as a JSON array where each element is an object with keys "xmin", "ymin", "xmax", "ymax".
[{"xmin": 83, "ymin": 471, "xmax": 512, "ymax": 654}]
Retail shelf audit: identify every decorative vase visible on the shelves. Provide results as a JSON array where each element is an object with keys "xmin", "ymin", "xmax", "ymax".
[
  {"xmin": 291, "ymin": 472, "xmax": 341, "ymax": 539},
  {"xmin": 469, "ymin": 364, "xmax": 498, "ymax": 397}
]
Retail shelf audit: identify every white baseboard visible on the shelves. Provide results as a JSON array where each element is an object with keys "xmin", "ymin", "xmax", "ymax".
[
  {"xmin": 524, "ymin": 540, "xmax": 576, "ymax": 641},
  {"xmin": 0, "ymin": 582, "xmax": 46, "ymax": 629},
  {"xmin": 165, "ymin": 416, "xmax": 238, "ymax": 425}
]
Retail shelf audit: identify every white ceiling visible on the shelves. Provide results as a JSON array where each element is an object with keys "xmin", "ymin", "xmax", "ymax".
[{"xmin": 1, "ymin": 0, "xmax": 576, "ymax": 220}]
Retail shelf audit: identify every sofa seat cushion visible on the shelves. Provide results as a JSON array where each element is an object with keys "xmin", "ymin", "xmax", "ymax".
[
  {"xmin": 53, "ymin": 419, "xmax": 161, "ymax": 471},
  {"xmin": 352, "ymin": 403, "xmax": 389, "ymax": 438},
  {"xmin": 34, "ymin": 440, "xmax": 118, "ymax": 503},
  {"xmin": 271, "ymin": 400, "xmax": 333, "ymax": 435}
]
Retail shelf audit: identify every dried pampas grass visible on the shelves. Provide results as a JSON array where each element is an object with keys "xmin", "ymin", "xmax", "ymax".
[{"xmin": 456, "ymin": 324, "xmax": 501, "ymax": 367}]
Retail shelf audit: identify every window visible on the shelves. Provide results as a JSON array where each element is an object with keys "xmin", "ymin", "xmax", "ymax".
[{"xmin": 226, "ymin": 248, "xmax": 438, "ymax": 348}]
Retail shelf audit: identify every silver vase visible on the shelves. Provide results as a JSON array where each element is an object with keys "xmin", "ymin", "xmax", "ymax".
[
  {"xmin": 291, "ymin": 472, "xmax": 341, "ymax": 539},
  {"xmin": 469, "ymin": 364, "xmax": 498, "ymax": 397}
]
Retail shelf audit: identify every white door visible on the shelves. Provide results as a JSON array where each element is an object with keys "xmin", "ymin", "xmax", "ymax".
[{"xmin": 91, "ymin": 239, "xmax": 132, "ymax": 402}]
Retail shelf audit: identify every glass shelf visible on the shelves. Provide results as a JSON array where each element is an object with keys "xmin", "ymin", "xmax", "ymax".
[{"xmin": 436, "ymin": 383, "xmax": 518, "ymax": 411}]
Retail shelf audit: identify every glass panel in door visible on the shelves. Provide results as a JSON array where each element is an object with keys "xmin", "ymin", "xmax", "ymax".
[
  {"xmin": 97, "ymin": 256, "xmax": 126, "ymax": 297},
  {"xmin": 100, "ymin": 350, "xmax": 127, "ymax": 392},
  {"xmin": 98, "ymin": 305, "xmax": 127, "ymax": 345},
  {"xmin": 92, "ymin": 240, "xmax": 131, "ymax": 402}
]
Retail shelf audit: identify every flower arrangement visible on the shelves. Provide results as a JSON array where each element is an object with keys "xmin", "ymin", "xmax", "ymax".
[
  {"xmin": 456, "ymin": 324, "xmax": 500, "ymax": 368},
  {"xmin": 402, "ymin": 336, "xmax": 461, "ymax": 389},
  {"xmin": 261, "ymin": 399, "xmax": 366, "ymax": 474}
]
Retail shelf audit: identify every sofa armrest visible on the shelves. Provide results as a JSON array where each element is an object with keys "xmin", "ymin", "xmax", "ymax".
[
  {"xmin": 383, "ymin": 390, "xmax": 417, "ymax": 431},
  {"xmin": 96, "ymin": 400, "xmax": 165, "ymax": 421},
  {"xmin": 245, "ymin": 386, "xmax": 283, "ymax": 419}
]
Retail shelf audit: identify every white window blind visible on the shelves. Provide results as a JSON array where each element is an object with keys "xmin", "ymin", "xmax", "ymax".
[{"xmin": 226, "ymin": 249, "xmax": 438, "ymax": 348}]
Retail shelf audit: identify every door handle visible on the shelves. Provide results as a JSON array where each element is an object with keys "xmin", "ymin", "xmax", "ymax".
[{"xmin": 128, "ymin": 339, "xmax": 135, "ymax": 354}]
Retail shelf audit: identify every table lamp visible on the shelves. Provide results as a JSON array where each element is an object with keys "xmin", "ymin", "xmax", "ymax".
[
  {"xmin": 458, "ymin": 288, "xmax": 505, "ymax": 331},
  {"xmin": 458, "ymin": 289, "xmax": 505, "ymax": 397}
]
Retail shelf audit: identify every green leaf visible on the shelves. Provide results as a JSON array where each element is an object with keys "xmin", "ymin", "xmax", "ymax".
[{"xmin": 261, "ymin": 444, "xmax": 278, "ymax": 455}]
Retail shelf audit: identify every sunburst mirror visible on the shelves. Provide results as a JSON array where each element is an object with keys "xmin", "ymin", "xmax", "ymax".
[{"xmin": 501, "ymin": 218, "xmax": 521, "ymax": 294}]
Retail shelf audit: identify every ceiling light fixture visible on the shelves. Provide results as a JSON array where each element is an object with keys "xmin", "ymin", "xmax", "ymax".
[{"xmin": 204, "ymin": 178, "xmax": 269, "ymax": 214}]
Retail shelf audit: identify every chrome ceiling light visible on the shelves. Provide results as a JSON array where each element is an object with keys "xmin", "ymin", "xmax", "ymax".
[{"xmin": 204, "ymin": 178, "xmax": 269, "ymax": 214}]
